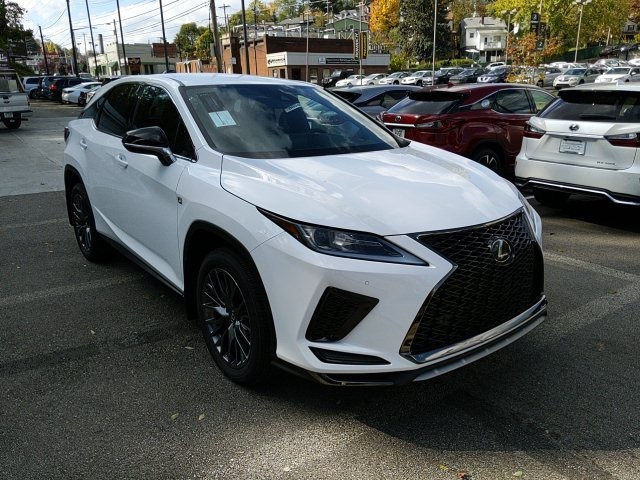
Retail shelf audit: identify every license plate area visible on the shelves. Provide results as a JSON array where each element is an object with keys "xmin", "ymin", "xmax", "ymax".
[
  {"xmin": 392, "ymin": 128, "xmax": 405, "ymax": 138},
  {"xmin": 559, "ymin": 138, "xmax": 585, "ymax": 155}
]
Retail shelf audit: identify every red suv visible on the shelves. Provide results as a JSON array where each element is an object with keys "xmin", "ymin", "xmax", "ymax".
[{"xmin": 381, "ymin": 84, "xmax": 555, "ymax": 176}]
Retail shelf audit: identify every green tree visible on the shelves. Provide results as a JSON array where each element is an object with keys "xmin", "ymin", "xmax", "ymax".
[
  {"xmin": 0, "ymin": 1, "xmax": 36, "ymax": 57},
  {"xmin": 370, "ymin": 0, "xmax": 400, "ymax": 45},
  {"xmin": 195, "ymin": 29, "xmax": 213, "ymax": 60},
  {"xmin": 174, "ymin": 23, "xmax": 207, "ymax": 59},
  {"xmin": 398, "ymin": 0, "xmax": 452, "ymax": 62}
]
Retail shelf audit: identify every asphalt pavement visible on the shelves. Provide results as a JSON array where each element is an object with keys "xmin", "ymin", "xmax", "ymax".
[{"xmin": 0, "ymin": 100, "xmax": 639, "ymax": 480}]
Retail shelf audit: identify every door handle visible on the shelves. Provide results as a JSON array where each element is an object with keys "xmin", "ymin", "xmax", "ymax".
[
  {"xmin": 114, "ymin": 154, "xmax": 128, "ymax": 168},
  {"xmin": 79, "ymin": 138, "xmax": 88, "ymax": 150}
]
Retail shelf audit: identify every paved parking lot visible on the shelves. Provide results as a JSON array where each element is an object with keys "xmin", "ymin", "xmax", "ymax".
[{"xmin": 1, "ymin": 100, "xmax": 639, "ymax": 479}]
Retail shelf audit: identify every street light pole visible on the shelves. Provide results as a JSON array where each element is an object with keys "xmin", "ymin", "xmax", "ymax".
[
  {"xmin": 431, "ymin": 0, "xmax": 437, "ymax": 82},
  {"xmin": 573, "ymin": 0, "xmax": 592, "ymax": 63},
  {"xmin": 502, "ymin": 9, "xmax": 517, "ymax": 65}
]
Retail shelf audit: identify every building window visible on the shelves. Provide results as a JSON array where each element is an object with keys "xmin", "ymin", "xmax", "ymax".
[{"xmin": 470, "ymin": 32, "xmax": 475, "ymax": 39}]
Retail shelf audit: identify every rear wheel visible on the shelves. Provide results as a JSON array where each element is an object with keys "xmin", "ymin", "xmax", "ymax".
[
  {"xmin": 69, "ymin": 183, "xmax": 110, "ymax": 262},
  {"xmin": 471, "ymin": 147, "xmax": 502, "ymax": 174},
  {"xmin": 3, "ymin": 119, "xmax": 21, "ymax": 129},
  {"xmin": 197, "ymin": 249, "xmax": 273, "ymax": 385},
  {"xmin": 537, "ymin": 80, "xmax": 544, "ymax": 88},
  {"xmin": 533, "ymin": 188, "xmax": 570, "ymax": 207}
]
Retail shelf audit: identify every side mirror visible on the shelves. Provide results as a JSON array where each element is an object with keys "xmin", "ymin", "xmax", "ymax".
[{"xmin": 122, "ymin": 126, "xmax": 176, "ymax": 166}]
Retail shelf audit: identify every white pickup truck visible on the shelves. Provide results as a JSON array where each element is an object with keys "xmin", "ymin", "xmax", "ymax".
[{"xmin": 1, "ymin": 69, "xmax": 32, "ymax": 129}]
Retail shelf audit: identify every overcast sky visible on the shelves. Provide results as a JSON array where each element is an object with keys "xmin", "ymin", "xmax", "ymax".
[{"xmin": 19, "ymin": 0, "xmax": 243, "ymax": 52}]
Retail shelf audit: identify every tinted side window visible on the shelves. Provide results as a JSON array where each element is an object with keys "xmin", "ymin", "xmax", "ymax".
[
  {"xmin": 132, "ymin": 85, "xmax": 195, "ymax": 159},
  {"xmin": 493, "ymin": 90, "xmax": 533, "ymax": 114},
  {"xmin": 96, "ymin": 83, "xmax": 138, "ymax": 137}
]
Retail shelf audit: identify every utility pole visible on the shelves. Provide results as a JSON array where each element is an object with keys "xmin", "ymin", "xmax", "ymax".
[
  {"xmin": 84, "ymin": 0, "xmax": 99, "ymax": 78},
  {"xmin": 38, "ymin": 26, "xmax": 50, "ymax": 75},
  {"xmin": 66, "ymin": 0, "xmax": 79, "ymax": 77},
  {"xmin": 219, "ymin": 4, "xmax": 231, "ymax": 33},
  {"xmin": 113, "ymin": 20, "xmax": 122, "ymax": 76},
  {"xmin": 116, "ymin": 0, "xmax": 128, "ymax": 74},
  {"xmin": 240, "ymin": 0, "xmax": 250, "ymax": 74},
  {"xmin": 159, "ymin": 0, "xmax": 170, "ymax": 72},
  {"xmin": 209, "ymin": 0, "xmax": 223, "ymax": 72}
]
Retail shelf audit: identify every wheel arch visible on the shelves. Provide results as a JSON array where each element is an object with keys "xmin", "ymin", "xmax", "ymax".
[
  {"xmin": 182, "ymin": 221, "xmax": 276, "ymax": 352},
  {"xmin": 469, "ymin": 141, "xmax": 506, "ymax": 173},
  {"xmin": 63, "ymin": 165, "xmax": 84, "ymax": 225}
]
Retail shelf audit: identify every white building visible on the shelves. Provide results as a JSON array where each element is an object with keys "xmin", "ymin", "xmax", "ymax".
[
  {"xmin": 459, "ymin": 16, "xmax": 507, "ymax": 63},
  {"xmin": 93, "ymin": 42, "xmax": 177, "ymax": 76}
]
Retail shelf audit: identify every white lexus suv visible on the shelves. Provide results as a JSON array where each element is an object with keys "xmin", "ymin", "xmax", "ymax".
[
  {"xmin": 516, "ymin": 84, "xmax": 640, "ymax": 207},
  {"xmin": 63, "ymin": 74, "xmax": 546, "ymax": 386}
]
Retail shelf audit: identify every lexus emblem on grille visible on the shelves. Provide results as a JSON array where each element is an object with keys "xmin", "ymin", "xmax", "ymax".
[
  {"xmin": 569, "ymin": 123, "xmax": 580, "ymax": 131},
  {"xmin": 489, "ymin": 237, "xmax": 513, "ymax": 264},
  {"xmin": 395, "ymin": 115, "xmax": 402, "ymax": 123}
]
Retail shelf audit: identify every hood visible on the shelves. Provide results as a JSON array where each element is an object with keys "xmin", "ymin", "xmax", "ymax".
[{"xmin": 220, "ymin": 143, "xmax": 521, "ymax": 235}]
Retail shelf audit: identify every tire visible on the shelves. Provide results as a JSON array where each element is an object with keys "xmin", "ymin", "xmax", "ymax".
[
  {"xmin": 29, "ymin": 89, "xmax": 37, "ymax": 99},
  {"xmin": 197, "ymin": 249, "xmax": 273, "ymax": 385},
  {"xmin": 533, "ymin": 188, "xmax": 570, "ymax": 207},
  {"xmin": 393, "ymin": 80, "xmax": 399, "ymax": 85},
  {"xmin": 3, "ymin": 119, "xmax": 21, "ymax": 129},
  {"xmin": 471, "ymin": 147, "xmax": 502, "ymax": 174},
  {"xmin": 69, "ymin": 183, "xmax": 110, "ymax": 262},
  {"xmin": 416, "ymin": 80, "xmax": 423, "ymax": 86},
  {"xmin": 537, "ymin": 80, "xmax": 544, "ymax": 88}
]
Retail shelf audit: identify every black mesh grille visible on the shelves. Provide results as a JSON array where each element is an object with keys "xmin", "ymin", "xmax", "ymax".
[
  {"xmin": 403, "ymin": 211, "xmax": 544, "ymax": 356},
  {"xmin": 306, "ymin": 287, "xmax": 379, "ymax": 342}
]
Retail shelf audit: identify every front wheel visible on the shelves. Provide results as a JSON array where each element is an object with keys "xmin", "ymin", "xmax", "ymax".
[
  {"xmin": 69, "ymin": 183, "xmax": 110, "ymax": 262},
  {"xmin": 416, "ymin": 80, "xmax": 423, "ymax": 86},
  {"xmin": 471, "ymin": 147, "xmax": 502, "ymax": 174},
  {"xmin": 197, "ymin": 249, "xmax": 273, "ymax": 385}
]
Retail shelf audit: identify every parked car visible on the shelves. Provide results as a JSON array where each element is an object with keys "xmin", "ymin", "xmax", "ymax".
[
  {"xmin": 322, "ymin": 69, "xmax": 355, "ymax": 88},
  {"xmin": 449, "ymin": 67, "xmax": 487, "ymax": 84},
  {"xmin": 430, "ymin": 67, "xmax": 464, "ymax": 84},
  {"xmin": 0, "ymin": 69, "xmax": 32, "ymax": 129},
  {"xmin": 594, "ymin": 66, "xmax": 640, "ymax": 84},
  {"xmin": 553, "ymin": 67, "xmax": 602, "ymax": 89},
  {"xmin": 83, "ymin": 86, "xmax": 101, "ymax": 105},
  {"xmin": 22, "ymin": 76, "xmax": 42, "ymax": 97},
  {"xmin": 63, "ymin": 73, "xmax": 546, "ymax": 386},
  {"xmin": 61, "ymin": 82, "xmax": 102, "ymax": 105},
  {"xmin": 486, "ymin": 61, "xmax": 506, "ymax": 70},
  {"xmin": 400, "ymin": 70, "xmax": 433, "ymax": 86},
  {"xmin": 334, "ymin": 74, "xmax": 365, "ymax": 87},
  {"xmin": 361, "ymin": 73, "xmax": 387, "ymax": 85},
  {"xmin": 331, "ymin": 84, "xmax": 422, "ymax": 117},
  {"xmin": 378, "ymin": 71, "xmax": 410, "ymax": 85},
  {"xmin": 381, "ymin": 83, "xmax": 555, "ymax": 176},
  {"xmin": 477, "ymin": 66, "xmax": 510, "ymax": 83},
  {"xmin": 535, "ymin": 67, "xmax": 564, "ymax": 87},
  {"xmin": 516, "ymin": 84, "xmax": 640, "ymax": 207},
  {"xmin": 49, "ymin": 76, "xmax": 86, "ymax": 102},
  {"xmin": 31, "ymin": 75, "xmax": 58, "ymax": 99}
]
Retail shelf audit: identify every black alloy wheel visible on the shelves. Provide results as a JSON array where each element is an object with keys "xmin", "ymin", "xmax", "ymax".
[
  {"xmin": 197, "ymin": 249, "xmax": 273, "ymax": 385},
  {"xmin": 472, "ymin": 147, "xmax": 502, "ymax": 174},
  {"xmin": 69, "ymin": 183, "xmax": 109, "ymax": 262}
]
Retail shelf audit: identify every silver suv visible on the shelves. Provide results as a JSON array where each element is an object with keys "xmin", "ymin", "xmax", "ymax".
[{"xmin": 516, "ymin": 84, "xmax": 640, "ymax": 206}]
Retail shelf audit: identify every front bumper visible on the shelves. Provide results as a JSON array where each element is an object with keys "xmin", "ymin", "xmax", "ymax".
[{"xmin": 254, "ymin": 209, "xmax": 545, "ymax": 384}]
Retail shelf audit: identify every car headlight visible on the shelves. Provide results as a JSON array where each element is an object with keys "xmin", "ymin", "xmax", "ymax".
[
  {"xmin": 517, "ymin": 191, "xmax": 543, "ymax": 245},
  {"xmin": 260, "ymin": 210, "xmax": 427, "ymax": 265}
]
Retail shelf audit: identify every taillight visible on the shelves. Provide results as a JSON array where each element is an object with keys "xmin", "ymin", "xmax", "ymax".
[
  {"xmin": 64, "ymin": 127, "xmax": 70, "ymax": 143},
  {"xmin": 523, "ymin": 122, "xmax": 545, "ymax": 139},
  {"xmin": 605, "ymin": 132, "xmax": 640, "ymax": 147}
]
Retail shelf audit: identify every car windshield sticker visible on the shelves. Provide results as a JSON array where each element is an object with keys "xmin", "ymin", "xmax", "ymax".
[
  {"xmin": 209, "ymin": 110, "xmax": 237, "ymax": 127},
  {"xmin": 284, "ymin": 103, "xmax": 302, "ymax": 113}
]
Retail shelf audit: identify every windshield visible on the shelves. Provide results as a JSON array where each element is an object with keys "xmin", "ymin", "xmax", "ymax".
[
  {"xmin": 542, "ymin": 90, "xmax": 640, "ymax": 122},
  {"xmin": 564, "ymin": 68, "xmax": 586, "ymax": 75},
  {"xmin": 183, "ymin": 83, "xmax": 401, "ymax": 158},
  {"xmin": 387, "ymin": 91, "xmax": 466, "ymax": 115}
]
